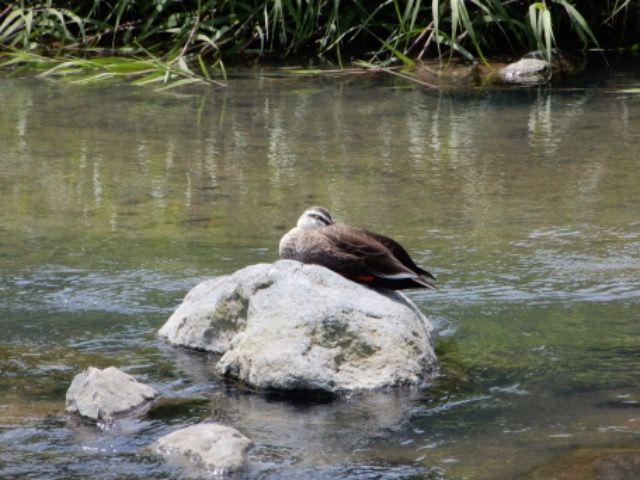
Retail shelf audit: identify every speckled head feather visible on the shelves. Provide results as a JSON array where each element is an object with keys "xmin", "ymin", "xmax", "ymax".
[{"xmin": 296, "ymin": 206, "xmax": 334, "ymax": 229}]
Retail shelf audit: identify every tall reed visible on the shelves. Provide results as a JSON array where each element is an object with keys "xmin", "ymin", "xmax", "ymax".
[{"xmin": 1, "ymin": 1, "xmax": 637, "ymax": 86}]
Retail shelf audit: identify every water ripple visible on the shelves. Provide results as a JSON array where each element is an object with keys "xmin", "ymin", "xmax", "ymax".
[{"xmin": 1, "ymin": 265, "xmax": 208, "ymax": 315}]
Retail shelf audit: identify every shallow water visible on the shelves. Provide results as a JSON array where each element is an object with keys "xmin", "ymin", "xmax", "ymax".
[{"xmin": 1, "ymin": 67, "xmax": 640, "ymax": 479}]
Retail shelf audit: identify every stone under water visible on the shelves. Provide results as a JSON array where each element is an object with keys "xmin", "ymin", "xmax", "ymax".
[{"xmin": 154, "ymin": 423, "xmax": 253, "ymax": 475}]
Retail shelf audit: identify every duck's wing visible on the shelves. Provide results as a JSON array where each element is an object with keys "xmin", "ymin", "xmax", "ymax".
[
  {"xmin": 316, "ymin": 225, "xmax": 437, "ymax": 289},
  {"xmin": 287, "ymin": 226, "xmax": 370, "ymax": 276},
  {"xmin": 357, "ymin": 228, "xmax": 437, "ymax": 281}
]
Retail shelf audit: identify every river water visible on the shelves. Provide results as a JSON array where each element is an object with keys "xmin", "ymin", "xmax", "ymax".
[{"xmin": 1, "ymin": 67, "xmax": 639, "ymax": 479}]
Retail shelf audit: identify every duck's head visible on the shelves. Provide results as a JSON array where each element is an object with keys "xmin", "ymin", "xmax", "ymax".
[{"xmin": 296, "ymin": 206, "xmax": 334, "ymax": 230}]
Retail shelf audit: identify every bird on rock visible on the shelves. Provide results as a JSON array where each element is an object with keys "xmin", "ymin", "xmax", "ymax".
[{"xmin": 279, "ymin": 206, "xmax": 437, "ymax": 290}]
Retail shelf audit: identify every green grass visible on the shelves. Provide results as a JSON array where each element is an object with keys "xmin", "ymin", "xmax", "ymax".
[{"xmin": 0, "ymin": 1, "xmax": 636, "ymax": 87}]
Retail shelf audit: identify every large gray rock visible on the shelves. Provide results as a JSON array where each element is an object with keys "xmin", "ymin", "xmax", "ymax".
[
  {"xmin": 160, "ymin": 260, "xmax": 437, "ymax": 393},
  {"xmin": 154, "ymin": 423, "xmax": 252, "ymax": 474},
  {"xmin": 66, "ymin": 366, "xmax": 159, "ymax": 423}
]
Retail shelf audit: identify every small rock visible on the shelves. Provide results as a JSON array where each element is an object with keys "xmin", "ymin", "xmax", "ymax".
[
  {"xmin": 154, "ymin": 423, "xmax": 253, "ymax": 475},
  {"xmin": 66, "ymin": 366, "xmax": 158, "ymax": 424},
  {"xmin": 499, "ymin": 57, "xmax": 551, "ymax": 84}
]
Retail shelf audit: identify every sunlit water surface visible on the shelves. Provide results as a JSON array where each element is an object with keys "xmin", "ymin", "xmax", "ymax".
[{"xmin": 1, "ymin": 68, "xmax": 639, "ymax": 479}]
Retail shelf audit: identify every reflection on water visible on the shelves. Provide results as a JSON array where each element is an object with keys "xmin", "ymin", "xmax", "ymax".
[{"xmin": 1, "ymin": 71, "xmax": 640, "ymax": 479}]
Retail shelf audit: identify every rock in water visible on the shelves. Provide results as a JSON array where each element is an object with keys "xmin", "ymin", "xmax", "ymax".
[
  {"xmin": 160, "ymin": 260, "xmax": 437, "ymax": 393},
  {"xmin": 499, "ymin": 57, "xmax": 551, "ymax": 84},
  {"xmin": 66, "ymin": 366, "xmax": 159, "ymax": 423},
  {"xmin": 154, "ymin": 424, "xmax": 253, "ymax": 475}
]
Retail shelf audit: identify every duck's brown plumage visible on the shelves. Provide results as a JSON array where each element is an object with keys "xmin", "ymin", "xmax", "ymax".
[{"xmin": 279, "ymin": 206, "xmax": 437, "ymax": 290}]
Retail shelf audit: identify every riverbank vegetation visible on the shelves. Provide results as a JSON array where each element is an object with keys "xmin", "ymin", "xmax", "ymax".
[{"xmin": 1, "ymin": 1, "xmax": 638, "ymax": 87}]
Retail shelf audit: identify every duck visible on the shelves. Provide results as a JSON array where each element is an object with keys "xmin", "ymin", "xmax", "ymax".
[{"xmin": 279, "ymin": 206, "xmax": 437, "ymax": 290}]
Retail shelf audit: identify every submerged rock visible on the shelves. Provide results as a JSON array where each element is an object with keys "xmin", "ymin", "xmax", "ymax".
[
  {"xmin": 524, "ymin": 447, "xmax": 640, "ymax": 480},
  {"xmin": 66, "ymin": 366, "xmax": 159, "ymax": 424},
  {"xmin": 154, "ymin": 423, "xmax": 253, "ymax": 474},
  {"xmin": 160, "ymin": 260, "xmax": 437, "ymax": 393}
]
